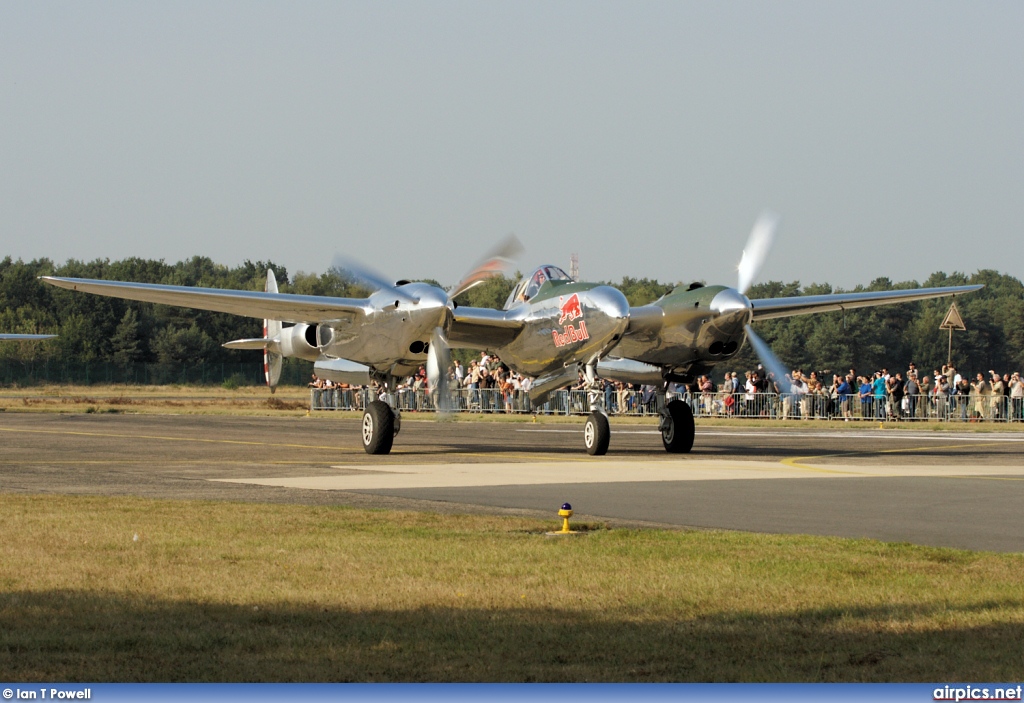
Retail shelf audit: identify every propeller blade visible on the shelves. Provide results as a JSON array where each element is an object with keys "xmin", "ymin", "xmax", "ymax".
[
  {"xmin": 448, "ymin": 233, "xmax": 524, "ymax": 300},
  {"xmin": 737, "ymin": 211, "xmax": 780, "ymax": 296},
  {"xmin": 426, "ymin": 326, "xmax": 452, "ymax": 413},
  {"xmin": 744, "ymin": 324, "xmax": 792, "ymax": 394},
  {"xmin": 330, "ymin": 254, "xmax": 419, "ymax": 304}
]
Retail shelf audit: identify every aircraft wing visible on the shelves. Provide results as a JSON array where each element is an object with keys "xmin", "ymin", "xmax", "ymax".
[
  {"xmin": 448, "ymin": 307, "xmax": 524, "ymax": 350},
  {"xmin": 40, "ymin": 276, "xmax": 369, "ymax": 324},
  {"xmin": 0, "ymin": 334, "xmax": 56, "ymax": 340},
  {"xmin": 750, "ymin": 284, "xmax": 983, "ymax": 321}
]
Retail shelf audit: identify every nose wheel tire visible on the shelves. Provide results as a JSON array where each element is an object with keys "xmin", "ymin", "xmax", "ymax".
[
  {"xmin": 362, "ymin": 400, "xmax": 395, "ymax": 455},
  {"xmin": 584, "ymin": 412, "xmax": 610, "ymax": 455},
  {"xmin": 661, "ymin": 399, "xmax": 695, "ymax": 453}
]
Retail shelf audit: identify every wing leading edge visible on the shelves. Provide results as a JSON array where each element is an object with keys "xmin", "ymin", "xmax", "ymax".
[
  {"xmin": 40, "ymin": 276, "xmax": 369, "ymax": 324},
  {"xmin": 448, "ymin": 307, "xmax": 524, "ymax": 350},
  {"xmin": 750, "ymin": 284, "xmax": 984, "ymax": 320}
]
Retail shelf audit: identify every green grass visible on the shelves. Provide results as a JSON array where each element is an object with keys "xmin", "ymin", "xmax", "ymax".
[{"xmin": 2, "ymin": 494, "xmax": 1024, "ymax": 681}]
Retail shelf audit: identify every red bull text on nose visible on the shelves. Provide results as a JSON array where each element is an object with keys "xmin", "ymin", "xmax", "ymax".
[{"xmin": 553, "ymin": 320, "xmax": 589, "ymax": 348}]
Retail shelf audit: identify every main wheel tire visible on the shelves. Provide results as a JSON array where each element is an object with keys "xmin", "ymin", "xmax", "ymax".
[
  {"xmin": 362, "ymin": 400, "xmax": 395, "ymax": 455},
  {"xmin": 662, "ymin": 399, "xmax": 695, "ymax": 453},
  {"xmin": 584, "ymin": 412, "xmax": 611, "ymax": 455}
]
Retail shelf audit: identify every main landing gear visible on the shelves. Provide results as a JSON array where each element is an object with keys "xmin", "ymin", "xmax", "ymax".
[
  {"xmin": 362, "ymin": 375, "xmax": 402, "ymax": 455},
  {"xmin": 659, "ymin": 398, "xmax": 695, "ymax": 453},
  {"xmin": 580, "ymin": 362, "xmax": 694, "ymax": 455}
]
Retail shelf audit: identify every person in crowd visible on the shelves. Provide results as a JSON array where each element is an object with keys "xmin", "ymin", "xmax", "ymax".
[
  {"xmin": 836, "ymin": 374, "xmax": 852, "ymax": 420},
  {"xmin": 743, "ymin": 371, "xmax": 756, "ymax": 416},
  {"xmin": 905, "ymin": 371, "xmax": 920, "ymax": 418},
  {"xmin": 698, "ymin": 375, "xmax": 713, "ymax": 415},
  {"xmin": 1010, "ymin": 372, "xmax": 1024, "ymax": 421},
  {"xmin": 934, "ymin": 374, "xmax": 950, "ymax": 420},
  {"xmin": 603, "ymin": 378, "xmax": 616, "ymax": 414},
  {"xmin": 917, "ymin": 375, "xmax": 932, "ymax": 418},
  {"xmin": 479, "ymin": 367, "xmax": 494, "ymax": 412},
  {"xmin": 871, "ymin": 372, "xmax": 887, "ymax": 419},
  {"xmin": 990, "ymin": 371, "xmax": 1005, "ymax": 420},
  {"xmin": 971, "ymin": 373, "xmax": 989, "ymax": 420},
  {"xmin": 951, "ymin": 373, "xmax": 968, "ymax": 420},
  {"xmin": 888, "ymin": 372, "xmax": 905, "ymax": 420},
  {"xmin": 858, "ymin": 376, "xmax": 873, "ymax": 418},
  {"xmin": 794, "ymin": 371, "xmax": 811, "ymax": 419},
  {"xmin": 615, "ymin": 381, "xmax": 629, "ymax": 416}
]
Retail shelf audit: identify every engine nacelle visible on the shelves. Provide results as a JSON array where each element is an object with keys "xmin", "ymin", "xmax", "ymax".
[
  {"xmin": 595, "ymin": 357, "xmax": 665, "ymax": 385},
  {"xmin": 279, "ymin": 324, "xmax": 320, "ymax": 362}
]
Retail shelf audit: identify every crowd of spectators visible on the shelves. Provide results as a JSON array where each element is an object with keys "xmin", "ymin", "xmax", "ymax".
[
  {"xmin": 699, "ymin": 362, "xmax": 1024, "ymax": 422},
  {"xmin": 308, "ymin": 357, "xmax": 1024, "ymax": 422}
]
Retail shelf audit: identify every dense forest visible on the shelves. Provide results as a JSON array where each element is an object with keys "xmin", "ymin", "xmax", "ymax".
[{"xmin": 1, "ymin": 255, "xmax": 1021, "ymax": 385}]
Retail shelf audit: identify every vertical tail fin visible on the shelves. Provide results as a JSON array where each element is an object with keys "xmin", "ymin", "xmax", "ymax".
[{"xmin": 264, "ymin": 270, "xmax": 283, "ymax": 393}]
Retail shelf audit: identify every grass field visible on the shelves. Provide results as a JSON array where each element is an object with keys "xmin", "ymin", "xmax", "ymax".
[{"xmin": 2, "ymin": 494, "xmax": 1023, "ymax": 682}]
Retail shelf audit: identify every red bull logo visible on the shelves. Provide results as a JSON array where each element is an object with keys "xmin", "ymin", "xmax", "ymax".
[
  {"xmin": 557, "ymin": 293, "xmax": 583, "ymax": 325},
  {"xmin": 554, "ymin": 293, "xmax": 588, "ymax": 347}
]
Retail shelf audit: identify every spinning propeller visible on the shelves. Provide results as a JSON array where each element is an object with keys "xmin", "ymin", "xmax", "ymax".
[
  {"xmin": 332, "ymin": 235, "xmax": 523, "ymax": 412},
  {"xmin": 330, "ymin": 255, "xmax": 421, "ymax": 305},
  {"xmin": 732, "ymin": 212, "xmax": 792, "ymax": 393},
  {"xmin": 426, "ymin": 234, "xmax": 523, "ymax": 412}
]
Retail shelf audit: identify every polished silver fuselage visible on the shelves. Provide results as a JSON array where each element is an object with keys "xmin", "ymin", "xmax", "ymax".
[{"xmin": 450, "ymin": 281, "xmax": 630, "ymax": 378}]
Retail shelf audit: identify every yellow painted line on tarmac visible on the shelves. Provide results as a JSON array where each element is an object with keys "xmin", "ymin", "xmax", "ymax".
[
  {"xmin": 781, "ymin": 442, "xmax": 1001, "ymax": 472},
  {"xmin": 0, "ymin": 425, "xmax": 363, "ymax": 453},
  {"xmin": 934, "ymin": 475, "xmax": 1024, "ymax": 482},
  {"xmin": 0, "ymin": 425, "xmax": 582, "ymax": 463},
  {"xmin": 0, "ymin": 459, "xmax": 344, "ymax": 466}
]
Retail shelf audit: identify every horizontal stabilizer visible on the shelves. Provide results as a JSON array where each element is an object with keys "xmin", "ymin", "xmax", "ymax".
[
  {"xmin": 223, "ymin": 338, "xmax": 276, "ymax": 351},
  {"xmin": 0, "ymin": 334, "xmax": 57, "ymax": 341}
]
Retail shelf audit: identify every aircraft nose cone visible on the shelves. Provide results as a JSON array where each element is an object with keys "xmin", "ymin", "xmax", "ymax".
[
  {"xmin": 422, "ymin": 285, "xmax": 449, "ymax": 308},
  {"xmin": 710, "ymin": 288, "xmax": 752, "ymax": 320}
]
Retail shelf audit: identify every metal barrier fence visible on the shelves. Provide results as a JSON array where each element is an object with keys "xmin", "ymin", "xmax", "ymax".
[
  {"xmin": 310, "ymin": 388, "xmax": 1024, "ymax": 422},
  {"xmin": 0, "ymin": 359, "xmax": 312, "ymax": 387}
]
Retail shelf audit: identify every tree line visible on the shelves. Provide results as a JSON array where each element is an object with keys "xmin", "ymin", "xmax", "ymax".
[{"xmin": 1, "ymin": 256, "xmax": 1020, "ymax": 382}]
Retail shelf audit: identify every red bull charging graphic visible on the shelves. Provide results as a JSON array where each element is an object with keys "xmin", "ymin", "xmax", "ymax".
[{"xmin": 553, "ymin": 293, "xmax": 589, "ymax": 348}]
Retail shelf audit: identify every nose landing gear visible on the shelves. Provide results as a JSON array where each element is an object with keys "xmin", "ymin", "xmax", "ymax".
[{"xmin": 584, "ymin": 412, "xmax": 610, "ymax": 455}]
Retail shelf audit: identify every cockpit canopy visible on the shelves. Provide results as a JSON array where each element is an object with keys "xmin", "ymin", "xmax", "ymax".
[{"xmin": 505, "ymin": 265, "xmax": 573, "ymax": 309}]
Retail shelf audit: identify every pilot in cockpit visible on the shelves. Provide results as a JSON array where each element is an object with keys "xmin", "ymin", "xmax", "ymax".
[{"xmin": 520, "ymin": 268, "xmax": 547, "ymax": 301}]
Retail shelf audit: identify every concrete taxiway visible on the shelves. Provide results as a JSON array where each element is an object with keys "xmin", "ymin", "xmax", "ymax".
[{"xmin": 2, "ymin": 412, "xmax": 1023, "ymax": 551}]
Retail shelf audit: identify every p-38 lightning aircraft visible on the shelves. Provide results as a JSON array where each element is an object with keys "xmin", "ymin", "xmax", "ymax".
[{"xmin": 42, "ymin": 214, "xmax": 981, "ymax": 456}]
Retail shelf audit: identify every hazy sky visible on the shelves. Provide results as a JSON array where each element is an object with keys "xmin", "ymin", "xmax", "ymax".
[{"xmin": 2, "ymin": 1, "xmax": 1021, "ymax": 290}]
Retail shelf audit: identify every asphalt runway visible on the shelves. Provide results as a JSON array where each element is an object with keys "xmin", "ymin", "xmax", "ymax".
[{"xmin": 2, "ymin": 412, "xmax": 1024, "ymax": 551}]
